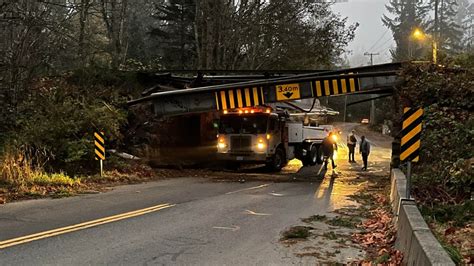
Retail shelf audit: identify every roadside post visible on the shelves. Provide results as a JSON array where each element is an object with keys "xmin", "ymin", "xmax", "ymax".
[
  {"xmin": 94, "ymin": 131, "xmax": 106, "ymax": 177},
  {"xmin": 400, "ymin": 107, "xmax": 423, "ymax": 199}
]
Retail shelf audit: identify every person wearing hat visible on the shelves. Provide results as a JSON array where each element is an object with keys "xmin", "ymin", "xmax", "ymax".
[{"xmin": 347, "ymin": 130, "xmax": 357, "ymax": 163}]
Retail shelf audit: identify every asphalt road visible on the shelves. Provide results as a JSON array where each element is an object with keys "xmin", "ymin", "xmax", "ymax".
[{"xmin": 0, "ymin": 123, "xmax": 392, "ymax": 265}]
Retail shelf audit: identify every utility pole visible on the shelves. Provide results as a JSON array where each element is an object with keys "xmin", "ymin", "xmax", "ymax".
[
  {"xmin": 364, "ymin": 52, "xmax": 379, "ymax": 125},
  {"xmin": 364, "ymin": 52, "xmax": 379, "ymax": 66}
]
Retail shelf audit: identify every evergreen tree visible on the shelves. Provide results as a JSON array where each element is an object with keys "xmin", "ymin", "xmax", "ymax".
[
  {"xmin": 454, "ymin": 0, "xmax": 474, "ymax": 50},
  {"xmin": 428, "ymin": 0, "xmax": 463, "ymax": 53},
  {"xmin": 149, "ymin": 0, "xmax": 196, "ymax": 69},
  {"xmin": 382, "ymin": 0, "xmax": 430, "ymax": 61}
]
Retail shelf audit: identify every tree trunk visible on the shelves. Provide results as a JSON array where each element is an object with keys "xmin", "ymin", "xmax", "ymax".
[{"xmin": 78, "ymin": 0, "xmax": 90, "ymax": 67}]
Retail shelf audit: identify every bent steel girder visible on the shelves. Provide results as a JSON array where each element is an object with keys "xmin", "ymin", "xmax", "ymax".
[{"xmin": 128, "ymin": 63, "xmax": 403, "ymax": 117}]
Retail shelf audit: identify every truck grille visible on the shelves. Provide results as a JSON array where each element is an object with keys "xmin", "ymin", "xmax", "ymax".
[{"xmin": 230, "ymin": 136, "xmax": 252, "ymax": 152}]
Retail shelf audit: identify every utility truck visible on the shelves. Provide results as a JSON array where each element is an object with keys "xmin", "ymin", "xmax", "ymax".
[{"xmin": 216, "ymin": 106, "xmax": 331, "ymax": 171}]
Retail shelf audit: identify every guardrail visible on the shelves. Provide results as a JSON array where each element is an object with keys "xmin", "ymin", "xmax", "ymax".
[{"xmin": 390, "ymin": 168, "xmax": 454, "ymax": 265}]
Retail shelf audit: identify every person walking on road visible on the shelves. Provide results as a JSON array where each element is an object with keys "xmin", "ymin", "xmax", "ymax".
[
  {"xmin": 347, "ymin": 130, "xmax": 357, "ymax": 163},
  {"xmin": 359, "ymin": 136, "xmax": 370, "ymax": 171},
  {"xmin": 322, "ymin": 132, "xmax": 338, "ymax": 170}
]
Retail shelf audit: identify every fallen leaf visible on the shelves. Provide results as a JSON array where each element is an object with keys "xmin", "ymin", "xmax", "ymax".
[{"xmin": 444, "ymin": 227, "xmax": 456, "ymax": 236}]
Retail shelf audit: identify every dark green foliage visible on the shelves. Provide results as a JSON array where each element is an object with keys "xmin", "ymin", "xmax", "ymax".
[
  {"xmin": 420, "ymin": 201, "xmax": 473, "ymax": 227},
  {"xmin": 281, "ymin": 226, "xmax": 313, "ymax": 240},
  {"xmin": 149, "ymin": 0, "xmax": 196, "ymax": 69},
  {"xmin": 441, "ymin": 241, "xmax": 463, "ymax": 264},
  {"xmin": 301, "ymin": 214, "xmax": 327, "ymax": 223},
  {"xmin": 427, "ymin": 0, "xmax": 463, "ymax": 52},
  {"xmin": 322, "ymin": 231, "xmax": 338, "ymax": 240},
  {"xmin": 327, "ymin": 216, "xmax": 361, "ymax": 228},
  {"xmin": 383, "ymin": 0, "xmax": 430, "ymax": 61},
  {"xmin": 398, "ymin": 62, "xmax": 473, "ymax": 202},
  {"xmin": 6, "ymin": 74, "xmax": 129, "ymax": 175}
]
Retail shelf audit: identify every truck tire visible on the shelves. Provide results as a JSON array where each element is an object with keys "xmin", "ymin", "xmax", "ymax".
[
  {"xmin": 316, "ymin": 146, "xmax": 324, "ymax": 164},
  {"xmin": 302, "ymin": 145, "xmax": 317, "ymax": 166},
  {"xmin": 308, "ymin": 145, "xmax": 318, "ymax": 166},
  {"xmin": 266, "ymin": 148, "xmax": 285, "ymax": 172}
]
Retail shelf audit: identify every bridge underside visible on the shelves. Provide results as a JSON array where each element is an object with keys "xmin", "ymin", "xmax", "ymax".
[{"xmin": 128, "ymin": 63, "xmax": 403, "ymax": 117}]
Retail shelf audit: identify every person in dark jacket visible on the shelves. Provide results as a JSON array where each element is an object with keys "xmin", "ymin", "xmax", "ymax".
[
  {"xmin": 347, "ymin": 130, "xmax": 357, "ymax": 163},
  {"xmin": 359, "ymin": 136, "xmax": 371, "ymax": 171},
  {"xmin": 322, "ymin": 132, "xmax": 338, "ymax": 170}
]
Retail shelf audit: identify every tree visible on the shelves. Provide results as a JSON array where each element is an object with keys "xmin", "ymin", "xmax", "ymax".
[
  {"xmin": 0, "ymin": 0, "xmax": 77, "ymax": 134},
  {"xmin": 428, "ymin": 0, "xmax": 463, "ymax": 53},
  {"xmin": 382, "ymin": 0, "xmax": 430, "ymax": 61},
  {"xmin": 126, "ymin": 0, "xmax": 157, "ymax": 64},
  {"xmin": 99, "ymin": 0, "xmax": 130, "ymax": 68},
  {"xmin": 193, "ymin": 0, "xmax": 357, "ymax": 70},
  {"xmin": 149, "ymin": 0, "xmax": 196, "ymax": 69},
  {"xmin": 454, "ymin": 0, "xmax": 474, "ymax": 50}
]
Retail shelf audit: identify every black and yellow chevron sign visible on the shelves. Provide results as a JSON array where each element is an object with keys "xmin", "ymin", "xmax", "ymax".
[
  {"xmin": 400, "ymin": 107, "xmax": 423, "ymax": 162},
  {"xmin": 94, "ymin": 131, "xmax": 105, "ymax": 161},
  {"xmin": 312, "ymin": 77, "xmax": 360, "ymax": 97},
  {"xmin": 215, "ymin": 87, "xmax": 265, "ymax": 110}
]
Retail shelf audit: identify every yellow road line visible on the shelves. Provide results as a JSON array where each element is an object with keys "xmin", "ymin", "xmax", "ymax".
[{"xmin": 0, "ymin": 203, "xmax": 174, "ymax": 249}]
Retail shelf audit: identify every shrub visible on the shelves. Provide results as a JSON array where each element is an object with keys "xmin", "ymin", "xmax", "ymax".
[
  {"xmin": 398, "ymin": 63, "xmax": 474, "ymax": 202},
  {"xmin": 10, "ymin": 76, "xmax": 128, "ymax": 175}
]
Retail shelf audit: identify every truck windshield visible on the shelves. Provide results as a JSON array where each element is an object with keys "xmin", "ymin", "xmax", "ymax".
[{"xmin": 219, "ymin": 114, "xmax": 268, "ymax": 134}]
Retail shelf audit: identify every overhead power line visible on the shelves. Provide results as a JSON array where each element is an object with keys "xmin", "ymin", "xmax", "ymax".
[
  {"xmin": 367, "ymin": 29, "xmax": 389, "ymax": 52},
  {"xmin": 372, "ymin": 37, "xmax": 394, "ymax": 53}
]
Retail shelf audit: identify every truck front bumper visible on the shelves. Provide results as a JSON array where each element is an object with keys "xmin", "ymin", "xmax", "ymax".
[{"xmin": 216, "ymin": 152, "xmax": 269, "ymax": 163}]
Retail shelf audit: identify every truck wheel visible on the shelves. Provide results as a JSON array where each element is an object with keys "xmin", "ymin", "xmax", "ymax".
[
  {"xmin": 302, "ymin": 145, "xmax": 317, "ymax": 166},
  {"xmin": 266, "ymin": 148, "xmax": 285, "ymax": 172},
  {"xmin": 316, "ymin": 146, "xmax": 324, "ymax": 164},
  {"xmin": 308, "ymin": 145, "xmax": 318, "ymax": 166}
]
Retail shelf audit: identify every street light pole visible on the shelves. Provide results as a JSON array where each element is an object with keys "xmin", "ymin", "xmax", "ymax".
[
  {"xmin": 432, "ymin": 40, "xmax": 438, "ymax": 64},
  {"xmin": 411, "ymin": 27, "xmax": 438, "ymax": 64},
  {"xmin": 364, "ymin": 52, "xmax": 378, "ymax": 125}
]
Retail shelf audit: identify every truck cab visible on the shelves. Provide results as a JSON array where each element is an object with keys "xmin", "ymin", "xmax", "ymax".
[{"xmin": 217, "ymin": 107, "xmax": 328, "ymax": 171}]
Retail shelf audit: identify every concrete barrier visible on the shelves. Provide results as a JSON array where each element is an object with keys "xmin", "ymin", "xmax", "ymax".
[
  {"xmin": 390, "ymin": 168, "xmax": 407, "ymax": 218},
  {"xmin": 391, "ymin": 168, "xmax": 454, "ymax": 265}
]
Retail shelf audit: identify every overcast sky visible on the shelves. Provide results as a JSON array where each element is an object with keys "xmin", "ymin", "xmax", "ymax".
[{"xmin": 332, "ymin": 0, "xmax": 395, "ymax": 67}]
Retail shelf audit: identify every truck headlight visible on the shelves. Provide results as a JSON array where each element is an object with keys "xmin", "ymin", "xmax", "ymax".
[
  {"xmin": 217, "ymin": 138, "xmax": 227, "ymax": 149},
  {"xmin": 256, "ymin": 138, "xmax": 266, "ymax": 150}
]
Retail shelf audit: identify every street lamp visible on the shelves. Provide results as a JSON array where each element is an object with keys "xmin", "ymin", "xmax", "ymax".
[{"xmin": 411, "ymin": 27, "xmax": 437, "ymax": 64}]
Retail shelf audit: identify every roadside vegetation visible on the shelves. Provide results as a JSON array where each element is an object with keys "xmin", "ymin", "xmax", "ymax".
[{"xmin": 396, "ymin": 57, "xmax": 474, "ymax": 263}]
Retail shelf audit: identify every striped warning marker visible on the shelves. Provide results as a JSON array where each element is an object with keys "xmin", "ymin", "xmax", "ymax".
[
  {"xmin": 94, "ymin": 131, "xmax": 105, "ymax": 161},
  {"xmin": 312, "ymin": 76, "xmax": 360, "ymax": 97},
  {"xmin": 400, "ymin": 107, "xmax": 423, "ymax": 162},
  {"xmin": 215, "ymin": 87, "xmax": 265, "ymax": 110}
]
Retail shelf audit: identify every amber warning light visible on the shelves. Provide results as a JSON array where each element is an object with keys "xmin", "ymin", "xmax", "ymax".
[{"xmin": 222, "ymin": 107, "xmax": 272, "ymax": 115}]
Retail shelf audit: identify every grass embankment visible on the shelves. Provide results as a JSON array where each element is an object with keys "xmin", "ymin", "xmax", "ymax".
[
  {"xmin": 0, "ymin": 151, "xmax": 82, "ymax": 202},
  {"xmin": 0, "ymin": 149, "xmax": 170, "ymax": 204}
]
